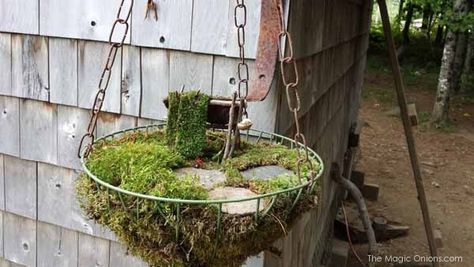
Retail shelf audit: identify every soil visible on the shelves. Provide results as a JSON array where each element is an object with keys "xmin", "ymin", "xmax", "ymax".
[{"xmin": 346, "ymin": 71, "xmax": 474, "ymax": 267}]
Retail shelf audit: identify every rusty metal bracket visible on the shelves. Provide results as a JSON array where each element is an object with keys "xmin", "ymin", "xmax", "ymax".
[{"xmin": 246, "ymin": 0, "xmax": 280, "ymax": 102}]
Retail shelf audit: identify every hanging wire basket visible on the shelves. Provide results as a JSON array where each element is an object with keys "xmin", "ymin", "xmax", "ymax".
[{"xmin": 78, "ymin": 122, "xmax": 324, "ymax": 266}]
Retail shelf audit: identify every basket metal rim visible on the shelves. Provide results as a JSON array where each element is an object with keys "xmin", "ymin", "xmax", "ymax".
[{"xmin": 80, "ymin": 123, "xmax": 325, "ymax": 205}]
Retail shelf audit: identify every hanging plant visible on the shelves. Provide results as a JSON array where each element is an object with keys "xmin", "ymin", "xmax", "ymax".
[
  {"xmin": 74, "ymin": 0, "xmax": 324, "ymax": 265},
  {"xmin": 77, "ymin": 113, "xmax": 323, "ymax": 266}
]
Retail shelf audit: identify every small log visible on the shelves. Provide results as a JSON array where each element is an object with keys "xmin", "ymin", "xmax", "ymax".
[
  {"xmin": 372, "ymin": 216, "xmax": 388, "ymax": 233},
  {"xmin": 335, "ymin": 214, "xmax": 409, "ymax": 243},
  {"xmin": 209, "ymin": 99, "xmax": 242, "ymax": 107}
]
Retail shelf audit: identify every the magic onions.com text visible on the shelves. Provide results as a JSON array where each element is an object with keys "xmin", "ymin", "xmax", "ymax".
[{"xmin": 368, "ymin": 254, "xmax": 463, "ymax": 264}]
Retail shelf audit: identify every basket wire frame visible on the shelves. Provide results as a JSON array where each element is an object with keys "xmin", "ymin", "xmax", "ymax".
[{"xmin": 80, "ymin": 123, "xmax": 324, "ymax": 244}]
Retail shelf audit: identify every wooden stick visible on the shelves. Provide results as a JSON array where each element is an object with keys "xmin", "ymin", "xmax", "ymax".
[
  {"xmin": 377, "ymin": 1, "xmax": 438, "ymax": 265},
  {"xmin": 209, "ymin": 99, "xmax": 242, "ymax": 107},
  {"xmin": 231, "ymin": 98, "xmax": 245, "ymax": 155},
  {"xmin": 223, "ymin": 92, "xmax": 237, "ymax": 160}
]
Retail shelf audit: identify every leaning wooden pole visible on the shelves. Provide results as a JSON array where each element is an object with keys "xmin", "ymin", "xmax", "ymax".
[{"xmin": 377, "ymin": 0, "xmax": 439, "ymax": 265}]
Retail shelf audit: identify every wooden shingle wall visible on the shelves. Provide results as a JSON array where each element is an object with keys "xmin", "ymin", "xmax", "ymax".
[
  {"xmin": 0, "ymin": 0, "xmax": 371, "ymax": 266},
  {"xmin": 269, "ymin": 0, "xmax": 372, "ymax": 265},
  {"xmin": 0, "ymin": 0, "xmax": 273, "ymax": 266},
  {"xmin": 1, "ymin": 0, "xmax": 262, "ymax": 57}
]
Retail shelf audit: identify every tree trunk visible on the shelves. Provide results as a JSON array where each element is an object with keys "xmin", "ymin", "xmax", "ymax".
[
  {"xmin": 396, "ymin": 0, "xmax": 405, "ymax": 27},
  {"xmin": 432, "ymin": 30, "xmax": 456, "ymax": 124},
  {"xmin": 452, "ymin": 0, "xmax": 471, "ymax": 94},
  {"xmin": 397, "ymin": 3, "xmax": 414, "ymax": 58},
  {"xmin": 426, "ymin": 12, "xmax": 434, "ymax": 40},
  {"xmin": 461, "ymin": 28, "xmax": 474, "ymax": 92},
  {"xmin": 435, "ymin": 24, "xmax": 444, "ymax": 45},
  {"xmin": 432, "ymin": 0, "xmax": 467, "ymax": 123},
  {"xmin": 453, "ymin": 32, "xmax": 468, "ymax": 93},
  {"xmin": 464, "ymin": 32, "xmax": 474, "ymax": 76},
  {"xmin": 421, "ymin": 7, "xmax": 431, "ymax": 29}
]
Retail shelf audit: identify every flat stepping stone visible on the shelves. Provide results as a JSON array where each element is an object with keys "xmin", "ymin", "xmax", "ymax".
[
  {"xmin": 208, "ymin": 187, "xmax": 266, "ymax": 215},
  {"xmin": 175, "ymin": 167, "xmax": 226, "ymax": 190},
  {"xmin": 241, "ymin": 165, "xmax": 294, "ymax": 181}
]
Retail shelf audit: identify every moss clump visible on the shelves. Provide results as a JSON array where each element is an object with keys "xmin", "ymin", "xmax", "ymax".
[
  {"xmin": 249, "ymin": 174, "xmax": 300, "ymax": 193},
  {"xmin": 166, "ymin": 91, "xmax": 180, "ymax": 146},
  {"xmin": 87, "ymin": 130, "xmax": 208, "ymax": 200},
  {"xmin": 77, "ymin": 128, "xmax": 320, "ymax": 267},
  {"xmin": 166, "ymin": 91, "xmax": 210, "ymax": 158}
]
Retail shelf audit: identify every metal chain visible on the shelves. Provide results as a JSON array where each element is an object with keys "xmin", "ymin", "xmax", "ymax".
[
  {"xmin": 78, "ymin": 0, "xmax": 134, "ymax": 158},
  {"xmin": 275, "ymin": 0, "xmax": 314, "ymax": 182},
  {"xmin": 234, "ymin": 0, "xmax": 249, "ymax": 117}
]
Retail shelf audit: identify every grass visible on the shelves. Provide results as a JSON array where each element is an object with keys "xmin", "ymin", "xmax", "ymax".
[
  {"xmin": 77, "ymin": 128, "xmax": 320, "ymax": 267},
  {"xmin": 363, "ymin": 50, "xmax": 441, "ymax": 106},
  {"xmin": 417, "ymin": 111, "xmax": 457, "ymax": 133},
  {"xmin": 366, "ymin": 27, "xmax": 442, "ymax": 105},
  {"xmin": 362, "ymin": 81, "xmax": 396, "ymax": 106},
  {"xmin": 364, "ymin": 59, "xmax": 460, "ymax": 134},
  {"xmin": 364, "ymin": 41, "xmax": 463, "ymax": 133}
]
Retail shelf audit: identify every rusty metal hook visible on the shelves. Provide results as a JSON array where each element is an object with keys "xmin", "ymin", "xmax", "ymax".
[{"xmin": 144, "ymin": 0, "xmax": 158, "ymax": 21}]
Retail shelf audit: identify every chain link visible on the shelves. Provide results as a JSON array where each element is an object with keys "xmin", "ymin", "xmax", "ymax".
[
  {"xmin": 78, "ymin": 0, "xmax": 134, "ymax": 158},
  {"xmin": 275, "ymin": 0, "xmax": 314, "ymax": 183},
  {"xmin": 234, "ymin": 0, "xmax": 249, "ymax": 116}
]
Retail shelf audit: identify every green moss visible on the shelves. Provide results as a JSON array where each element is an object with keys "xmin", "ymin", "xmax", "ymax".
[
  {"xmin": 149, "ymin": 171, "xmax": 208, "ymax": 200},
  {"xmin": 249, "ymin": 174, "xmax": 300, "ymax": 194},
  {"xmin": 166, "ymin": 91, "xmax": 210, "ymax": 159},
  {"xmin": 78, "ymin": 175, "xmax": 317, "ymax": 267},
  {"xmin": 77, "ymin": 128, "xmax": 320, "ymax": 267},
  {"xmin": 166, "ymin": 91, "xmax": 181, "ymax": 147},
  {"xmin": 223, "ymin": 142, "xmax": 319, "ymax": 189},
  {"xmin": 87, "ymin": 130, "xmax": 206, "ymax": 200}
]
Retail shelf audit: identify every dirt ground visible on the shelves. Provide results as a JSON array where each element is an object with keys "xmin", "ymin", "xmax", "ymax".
[{"xmin": 346, "ymin": 71, "xmax": 474, "ymax": 267}]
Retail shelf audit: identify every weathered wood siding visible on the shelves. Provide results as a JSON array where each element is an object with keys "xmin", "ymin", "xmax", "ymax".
[
  {"xmin": 0, "ymin": 0, "xmax": 372, "ymax": 266},
  {"xmin": 269, "ymin": 0, "xmax": 372, "ymax": 265}
]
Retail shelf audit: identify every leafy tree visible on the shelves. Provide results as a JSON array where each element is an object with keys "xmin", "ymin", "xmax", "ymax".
[{"xmin": 432, "ymin": 0, "xmax": 473, "ymax": 124}]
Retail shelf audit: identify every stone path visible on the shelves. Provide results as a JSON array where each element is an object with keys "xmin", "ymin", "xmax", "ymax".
[
  {"xmin": 208, "ymin": 187, "xmax": 265, "ymax": 215},
  {"xmin": 175, "ymin": 165, "xmax": 295, "ymax": 214},
  {"xmin": 175, "ymin": 167, "xmax": 227, "ymax": 189},
  {"xmin": 241, "ymin": 165, "xmax": 294, "ymax": 180}
]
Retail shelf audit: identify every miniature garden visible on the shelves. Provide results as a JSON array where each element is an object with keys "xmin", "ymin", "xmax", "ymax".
[{"xmin": 76, "ymin": 91, "xmax": 323, "ymax": 266}]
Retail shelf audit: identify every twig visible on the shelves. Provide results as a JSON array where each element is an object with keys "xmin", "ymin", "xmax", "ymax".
[
  {"xmin": 270, "ymin": 213, "xmax": 287, "ymax": 236},
  {"xmin": 223, "ymin": 92, "xmax": 237, "ymax": 160},
  {"xmin": 230, "ymin": 98, "xmax": 245, "ymax": 155}
]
